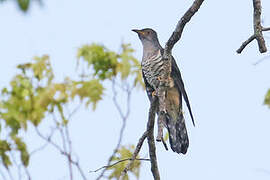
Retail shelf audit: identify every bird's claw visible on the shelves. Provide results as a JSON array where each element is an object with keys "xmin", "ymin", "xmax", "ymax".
[{"xmin": 152, "ymin": 91, "xmax": 156, "ymax": 97}]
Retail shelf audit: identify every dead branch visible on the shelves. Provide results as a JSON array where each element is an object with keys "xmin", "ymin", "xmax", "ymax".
[{"xmin": 237, "ymin": 0, "xmax": 269, "ymax": 54}]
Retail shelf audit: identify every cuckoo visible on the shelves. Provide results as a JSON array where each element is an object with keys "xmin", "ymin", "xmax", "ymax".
[{"xmin": 132, "ymin": 28, "xmax": 195, "ymax": 154}]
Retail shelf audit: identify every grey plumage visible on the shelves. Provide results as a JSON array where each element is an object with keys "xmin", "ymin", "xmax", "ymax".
[{"xmin": 133, "ymin": 28, "xmax": 194, "ymax": 154}]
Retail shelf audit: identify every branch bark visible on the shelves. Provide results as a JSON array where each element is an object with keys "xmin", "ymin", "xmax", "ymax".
[
  {"xmin": 237, "ymin": 0, "xmax": 269, "ymax": 54},
  {"xmin": 164, "ymin": 0, "xmax": 205, "ymax": 55}
]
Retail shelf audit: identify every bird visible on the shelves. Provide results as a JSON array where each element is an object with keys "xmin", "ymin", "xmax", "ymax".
[{"xmin": 132, "ymin": 28, "xmax": 195, "ymax": 154}]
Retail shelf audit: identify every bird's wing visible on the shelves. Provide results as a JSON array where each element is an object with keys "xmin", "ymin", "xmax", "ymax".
[
  {"xmin": 142, "ymin": 70, "xmax": 155, "ymax": 102},
  {"xmin": 171, "ymin": 56, "xmax": 195, "ymax": 126}
]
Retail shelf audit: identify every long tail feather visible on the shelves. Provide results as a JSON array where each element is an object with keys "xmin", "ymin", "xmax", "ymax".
[{"xmin": 166, "ymin": 113, "xmax": 189, "ymax": 154}]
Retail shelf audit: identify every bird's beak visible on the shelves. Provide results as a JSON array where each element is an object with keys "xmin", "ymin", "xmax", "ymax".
[{"xmin": 132, "ymin": 29, "xmax": 144, "ymax": 35}]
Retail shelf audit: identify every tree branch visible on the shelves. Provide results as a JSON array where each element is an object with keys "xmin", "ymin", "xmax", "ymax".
[
  {"xmin": 262, "ymin": 27, "xmax": 270, "ymax": 32},
  {"xmin": 122, "ymin": 97, "xmax": 160, "ymax": 180},
  {"xmin": 35, "ymin": 126, "xmax": 87, "ymax": 180},
  {"xmin": 123, "ymin": 131, "xmax": 148, "ymax": 173},
  {"xmin": 164, "ymin": 0, "xmax": 205, "ymax": 55},
  {"xmin": 147, "ymin": 97, "xmax": 160, "ymax": 180},
  {"xmin": 237, "ymin": 0, "xmax": 268, "ymax": 54}
]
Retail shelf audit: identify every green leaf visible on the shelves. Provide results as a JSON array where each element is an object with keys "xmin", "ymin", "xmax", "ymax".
[
  {"xmin": 12, "ymin": 136, "xmax": 29, "ymax": 166},
  {"xmin": 0, "ymin": 140, "xmax": 12, "ymax": 168},
  {"xmin": 17, "ymin": 0, "xmax": 30, "ymax": 12},
  {"xmin": 71, "ymin": 79, "xmax": 104, "ymax": 110},
  {"xmin": 264, "ymin": 89, "xmax": 270, "ymax": 108},
  {"xmin": 77, "ymin": 44, "xmax": 118, "ymax": 80},
  {"xmin": 108, "ymin": 145, "xmax": 141, "ymax": 180}
]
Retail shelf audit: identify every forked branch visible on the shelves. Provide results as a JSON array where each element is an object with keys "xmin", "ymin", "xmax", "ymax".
[{"xmin": 237, "ymin": 0, "xmax": 270, "ymax": 54}]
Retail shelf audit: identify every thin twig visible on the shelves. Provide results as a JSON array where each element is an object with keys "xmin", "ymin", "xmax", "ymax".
[
  {"xmin": 96, "ymin": 78, "xmax": 133, "ymax": 180},
  {"xmin": 262, "ymin": 27, "xmax": 270, "ymax": 32},
  {"xmin": 5, "ymin": 167, "xmax": 14, "ymax": 180},
  {"xmin": 0, "ymin": 168, "xmax": 7, "ymax": 180},
  {"xmin": 253, "ymin": 54, "xmax": 270, "ymax": 65},
  {"xmin": 22, "ymin": 167, "xmax": 31, "ymax": 180},
  {"xmin": 52, "ymin": 114, "xmax": 73, "ymax": 180},
  {"xmin": 9, "ymin": 151, "xmax": 22, "ymax": 180},
  {"xmin": 90, "ymin": 158, "xmax": 150, "ymax": 173},
  {"xmin": 237, "ymin": 35, "xmax": 256, "ymax": 54},
  {"xmin": 35, "ymin": 126, "xmax": 87, "ymax": 180},
  {"xmin": 30, "ymin": 127, "xmax": 56, "ymax": 156}
]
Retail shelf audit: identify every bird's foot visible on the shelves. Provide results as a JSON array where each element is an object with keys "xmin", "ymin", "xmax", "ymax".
[{"xmin": 152, "ymin": 91, "xmax": 156, "ymax": 97}]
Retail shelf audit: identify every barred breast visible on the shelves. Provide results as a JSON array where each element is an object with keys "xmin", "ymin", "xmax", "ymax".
[{"xmin": 141, "ymin": 50, "xmax": 164, "ymax": 90}]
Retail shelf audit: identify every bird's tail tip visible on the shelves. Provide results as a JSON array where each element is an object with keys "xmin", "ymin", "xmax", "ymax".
[{"xmin": 166, "ymin": 114, "xmax": 189, "ymax": 155}]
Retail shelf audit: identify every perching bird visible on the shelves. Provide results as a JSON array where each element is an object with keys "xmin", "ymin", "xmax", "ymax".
[{"xmin": 132, "ymin": 28, "xmax": 195, "ymax": 154}]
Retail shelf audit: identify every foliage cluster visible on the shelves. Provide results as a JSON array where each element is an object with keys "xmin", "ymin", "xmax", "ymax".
[{"xmin": 0, "ymin": 43, "xmax": 143, "ymax": 179}]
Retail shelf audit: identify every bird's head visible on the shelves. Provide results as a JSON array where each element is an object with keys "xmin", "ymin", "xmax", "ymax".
[{"xmin": 132, "ymin": 28, "xmax": 159, "ymax": 45}]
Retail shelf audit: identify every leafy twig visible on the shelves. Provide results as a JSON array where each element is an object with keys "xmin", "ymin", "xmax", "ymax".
[
  {"xmin": 90, "ymin": 158, "xmax": 150, "ymax": 173},
  {"xmin": 123, "ymin": 131, "xmax": 148, "ymax": 173}
]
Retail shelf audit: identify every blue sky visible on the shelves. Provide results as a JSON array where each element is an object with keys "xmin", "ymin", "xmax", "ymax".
[{"xmin": 1, "ymin": 0, "xmax": 270, "ymax": 179}]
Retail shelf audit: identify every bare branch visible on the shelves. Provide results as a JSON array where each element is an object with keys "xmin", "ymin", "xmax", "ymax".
[
  {"xmin": 237, "ymin": 0, "xmax": 268, "ymax": 54},
  {"xmin": 253, "ymin": 0, "xmax": 267, "ymax": 53},
  {"xmin": 262, "ymin": 27, "xmax": 270, "ymax": 32},
  {"xmin": 164, "ymin": 0, "xmax": 205, "ymax": 55},
  {"xmin": 90, "ymin": 158, "xmax": 150, "ymax": 173},
  {"xmin": 146, "ymin": 97, "xmax": 160, "ymax": 180},
  {"xmin": 237, "ymin": 35, "xmax": 256, "ymax": 54}
]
